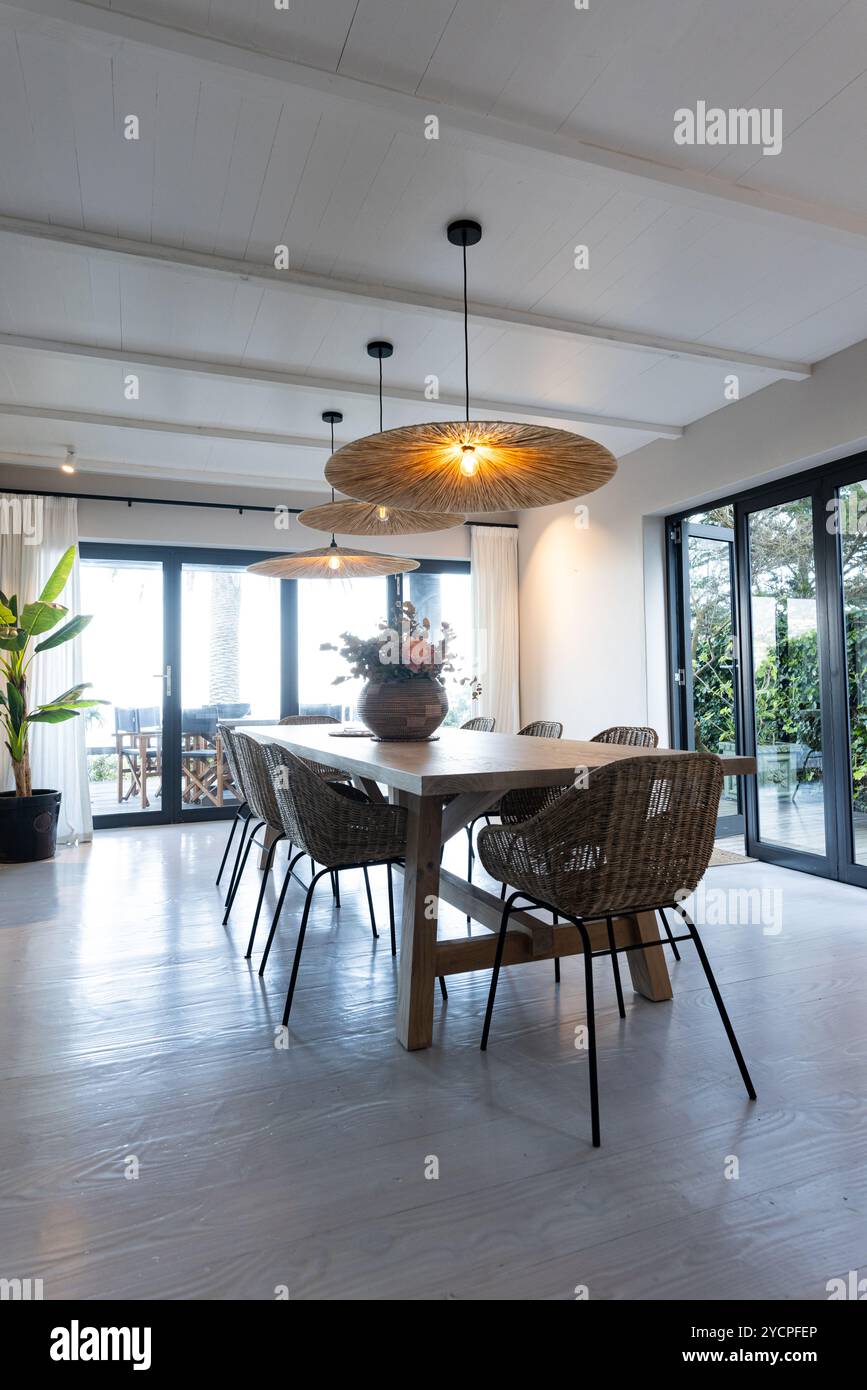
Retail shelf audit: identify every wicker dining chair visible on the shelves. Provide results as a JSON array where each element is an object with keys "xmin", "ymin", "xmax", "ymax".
[
  {"xmin": 466, "ymin": 719, "xmax": 564, "ymax": 874},
  {"xmin": 215, "ymin": 722, "xmax": 254, "ymax": 906},
  {"xmin": 257, "ymin": 744, "xmax": 448, "ymax": 1026},
  {"xmin": 461, "ymin": 716, "xmax": 496, "ymax": 733},
  {"xmin": 591, "ymin": 726, "xmax": 659, "ymax": 748},
  {"xmin": 475, "ymin": 753, "xmax": 756, "ymax": 1147},
  {"xmin": 221, "ymin": 733, "xmax": 312, "ymax": 961},
  {"xmin": 278, "ymin": 714, "xmax": 352, "ymax": 783}
]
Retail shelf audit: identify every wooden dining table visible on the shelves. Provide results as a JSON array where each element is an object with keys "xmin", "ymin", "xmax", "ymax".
[{"xmin": 245, "ymin": 725, "xmax": 757, "ymax": 1052}]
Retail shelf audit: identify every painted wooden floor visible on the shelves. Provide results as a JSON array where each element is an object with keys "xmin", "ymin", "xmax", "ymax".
[{"xmin": 0, "ymin": 822, "xmax": 865, "ymax": 1301}]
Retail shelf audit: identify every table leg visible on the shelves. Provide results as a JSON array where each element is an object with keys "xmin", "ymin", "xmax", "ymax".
[
  {"xmin": 623, "ymin": 910, "xmax": 673, "ymax": 1002},
  {"xmin": 258, "ymin": 825, "xmax": 278, "ymax": 871},
  {"xmin": 396, "ymin": 793, "xmax": 442, "ymax": 1051}
]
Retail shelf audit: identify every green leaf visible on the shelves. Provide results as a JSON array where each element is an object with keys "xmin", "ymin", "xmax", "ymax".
[
  {"xmin": 20, "ymin": 601, "xmax": 68, "ymax": 637},
  {"xmin": 0, "ymin": 602, "xmax": 13, "ymax": 625},
  {"xmin": 34, "ymin": 614, "xmax": 91, "ymax": 652},
  {"xmin": 47, "ymin": 682, "xmax": 91, "ymax": 705},
  {"xmin": 0, "ymin": 633, "xmax": 27, "ymax": 652},
  {"xmin": 6, "ymin": 681, "xmax": 24, "ymax": 731},
  {"xmin": 27, "ymin": 708, "xmax": 80, "ymax": 724},
  {"xmin": 38, "ymin": 545, "xmax": 76, "ymax": 604},
  {"xmin": 0, "ymin": 591, "xmax": 17, "ymax": 621}
]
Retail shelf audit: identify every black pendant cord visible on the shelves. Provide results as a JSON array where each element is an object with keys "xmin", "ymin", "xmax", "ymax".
[
  {"xmin": 329, "ymin": 417, "xmax": 336, "ymax": 542},
  {"xmin": 379, "ymin": 353, "xmax": 383, "ymax": 432},
  {"xmin": 463, "ymin": 240, "xmax": 470, "ymax": 423}
]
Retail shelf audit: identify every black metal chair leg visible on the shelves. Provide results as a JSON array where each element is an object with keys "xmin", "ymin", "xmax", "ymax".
[
  {"xmin": 386, "ymin": 863, "xmax": 396, "ymax": 956},
  {"xmin": 554, "ymin": 957, "xmax": 560, "ymax": 983},
  {"xmin": 245, "ymin": 834, "xmax": 285, "ymax": 959},
  {"xmin": 224, "ymin": 814, "xmax": 256, "ymax": 908},
  {"xmin": 658, "ymin": 906, "xmax": 681, "ymax": 961},
  {"xmin": 683, "ymin": 909, "xmax": 757, "ymax": 1100},
  {"xmin": 439, "ymin": 975, "xmax": 448, "ymax": 1000},
  {"xmin": 216, "ymin": 811, "xmax": 240, "ymax": 885},
  {"xmin": 499, "ymin": 880, "xmax": 507, "ymax": 900},
  {"xmin": 282, "ymin": 869, "xmax": 330, "ymax": 1026},
  {"xmin": 606, "ymin": 915, "xmax": 626, "ymax": 1018},
  {"xmin": 574, "ymin": 918, "xmax": 601, "ymax": 1147},
  {"xmin": 333, "ymin": 870, "xmax": 340, "ymax": 908},
  {"xmin": 258, "ymin": 851, "xmax": 306, "ymax": 976},
  {"xmin": 222, "ymin": 821, "xmax": 263, "ymax": 924},
  {"xmin": 481, "ymin": 895, "xmax": 518, "ymax": 1050},
  {"xmin": 362, "ymin": 866, "xmax": 378, "ymax": 939}
]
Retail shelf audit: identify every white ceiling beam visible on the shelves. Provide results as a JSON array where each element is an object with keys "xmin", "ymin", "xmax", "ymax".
[
  {"xmin": 3, "ymin": 0, "xmax": 866, "ymax": 251},
  {"xmin": 0, "ymin": 332, "xmax": 684, "ymax": 438},
  {"xmin": 0, "ymin": 402, "xmax": 333, "ymax": 450},
  {"xmin": 0, "ymin": 216, "xmax": 811, "ymax": 380}
]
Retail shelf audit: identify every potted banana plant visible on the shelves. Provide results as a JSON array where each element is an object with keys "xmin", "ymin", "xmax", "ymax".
[{"xmin": 0, "ymin": 545, "xmax": 101, "ymax": 862}]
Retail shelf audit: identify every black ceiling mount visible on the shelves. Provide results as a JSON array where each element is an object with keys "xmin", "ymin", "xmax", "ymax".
[
  {"xmin": 366, "ymin": 340, "xmax": 393, "ymax": 360},
  {"xmin": 447, "ymin": 219, "xmax": 482, "ymax": 247},
  {"xmin": 321, "ymin": 410, "xmax": 343, "ymax": 425}
]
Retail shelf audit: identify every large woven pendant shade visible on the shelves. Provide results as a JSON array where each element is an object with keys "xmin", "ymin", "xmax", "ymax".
[
  {"xmin": 298, "ymin": 345, "xmax": 464, "ymax": 537},
  {"xmin": 248, "ymin": 541, "xmax": 418, "ymax": 580},
  {"xmin": 324, "ymin": 221, "xmax": 617, "ymax": 514},
  {"xmin": 325, "ymin": 419, "xmax": 617, "ymax": 513}
]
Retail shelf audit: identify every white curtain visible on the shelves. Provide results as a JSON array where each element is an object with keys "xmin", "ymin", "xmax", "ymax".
[
  {"xmin": 0, "ymin": 495, "xmax": 92, "ymax": 843},
  {"xmin": 470, "ymin": 525, "xmax": 520, "ymax": 735}
]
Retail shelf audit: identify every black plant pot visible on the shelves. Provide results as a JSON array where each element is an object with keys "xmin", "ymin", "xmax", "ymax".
[{"xmin": 0, "ymin": 789, "xmax": 62, "ymax": 863}]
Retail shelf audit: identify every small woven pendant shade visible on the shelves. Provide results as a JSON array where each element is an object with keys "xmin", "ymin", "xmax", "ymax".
[
  {"xmin": 299, "ymin": 344, "xmax": 464, "ymax": 536},
  {"xmin": 248, "ymin": 407, "xmax": 419, "ymax": 580},
  {"xmin": 247, "ymin": 543, "xmax": 419, "ymax": 580},
  {"xmin": 298, "ymin": 498, "xmax": 464, "ymax": 536}
]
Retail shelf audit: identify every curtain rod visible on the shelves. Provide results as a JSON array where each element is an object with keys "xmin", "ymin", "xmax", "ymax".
[{"xmin": 0, "ymin": 484, "xmax": 519, "ymax": 527}]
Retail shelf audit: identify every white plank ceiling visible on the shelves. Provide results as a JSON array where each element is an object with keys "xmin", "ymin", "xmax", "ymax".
[{"xmin": 0, "ymin": 0, "xmax": 865, "ymax": 491}]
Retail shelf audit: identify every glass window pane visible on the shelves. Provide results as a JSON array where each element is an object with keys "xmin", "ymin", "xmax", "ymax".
[
  {"xmin": 180, "ymin": 564, "xmax": 281, "ymax": 809},
  {"xmin": 297, "ymin": 577, "xmax": 388, "ymax": 720},
  {"xmin": 80, "ymin": 558, "xmax": 164, "ymax": 817},
  {"xmin": 404, "ymin": 571, "xmax": 474, "ymax": 726},
  {"xmin": 838, "ymin": 479, "xmax": 867, "ymax": 865},
  {"xmin": 748, "ymin": 498, "xmax": 826, "ymax": 855}
]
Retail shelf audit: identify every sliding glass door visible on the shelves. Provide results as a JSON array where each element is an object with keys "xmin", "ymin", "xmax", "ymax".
[
  {"xmin": 743, "ymin": 494, "xmax": 829, "ymax": 864},
  {"xmin": 80, "ymin": 545, "xmax": 294, "ymax": 828},
  {"xmin": 79, "ymin": 547, "xmax": 473, "ymax": 830},
  {"xmin": 669, "ymin": 452, "xmax": 867, "ymax": 887}
]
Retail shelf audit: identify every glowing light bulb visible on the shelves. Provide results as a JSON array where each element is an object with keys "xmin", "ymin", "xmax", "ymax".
[
  {"xmin": 377, "ymin": 505, "xmax": 389, "ymax": 521},
  {"xmin": 327, "ymin": 553, "xmax": 341, "ymax": 571},
  {"xmin": 459, "ymin": 444, "xmax": 478, "ymax": 477},
  {"xmin": 61, "ymin": 447, "xmax": 76, "ymax": 475}
]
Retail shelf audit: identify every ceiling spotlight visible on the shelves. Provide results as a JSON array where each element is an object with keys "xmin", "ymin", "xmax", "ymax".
[{"xmin": 61, "ymin": 448, "xmax": 77, "ymax": 475}]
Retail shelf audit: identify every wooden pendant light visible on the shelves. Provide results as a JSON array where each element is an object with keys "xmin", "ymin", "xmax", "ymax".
[
  {"xmin": 298, "ymin": 346, "xmax": 464, "ymax": 536},
  {"xmin": 325, "ymin": 221, "xmax": 617, "ymax": 513}
]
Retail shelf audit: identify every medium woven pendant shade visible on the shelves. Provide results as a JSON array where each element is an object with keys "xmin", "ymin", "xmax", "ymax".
[
  {"xmin": 324, "ymin": 419, "xmax": 618, "ymax": 514},
  {"xmin": 297, "ymin": 499, "xmax": 464, "ymax": 536},
  {"xmin": 247, "ymin": 545, "xmax": 419, "ymax": 580}
]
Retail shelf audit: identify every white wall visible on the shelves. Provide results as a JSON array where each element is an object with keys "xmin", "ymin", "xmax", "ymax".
[{"xmin": 518, "ymin": 335, "xmax": 867, "ymax": 741}]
